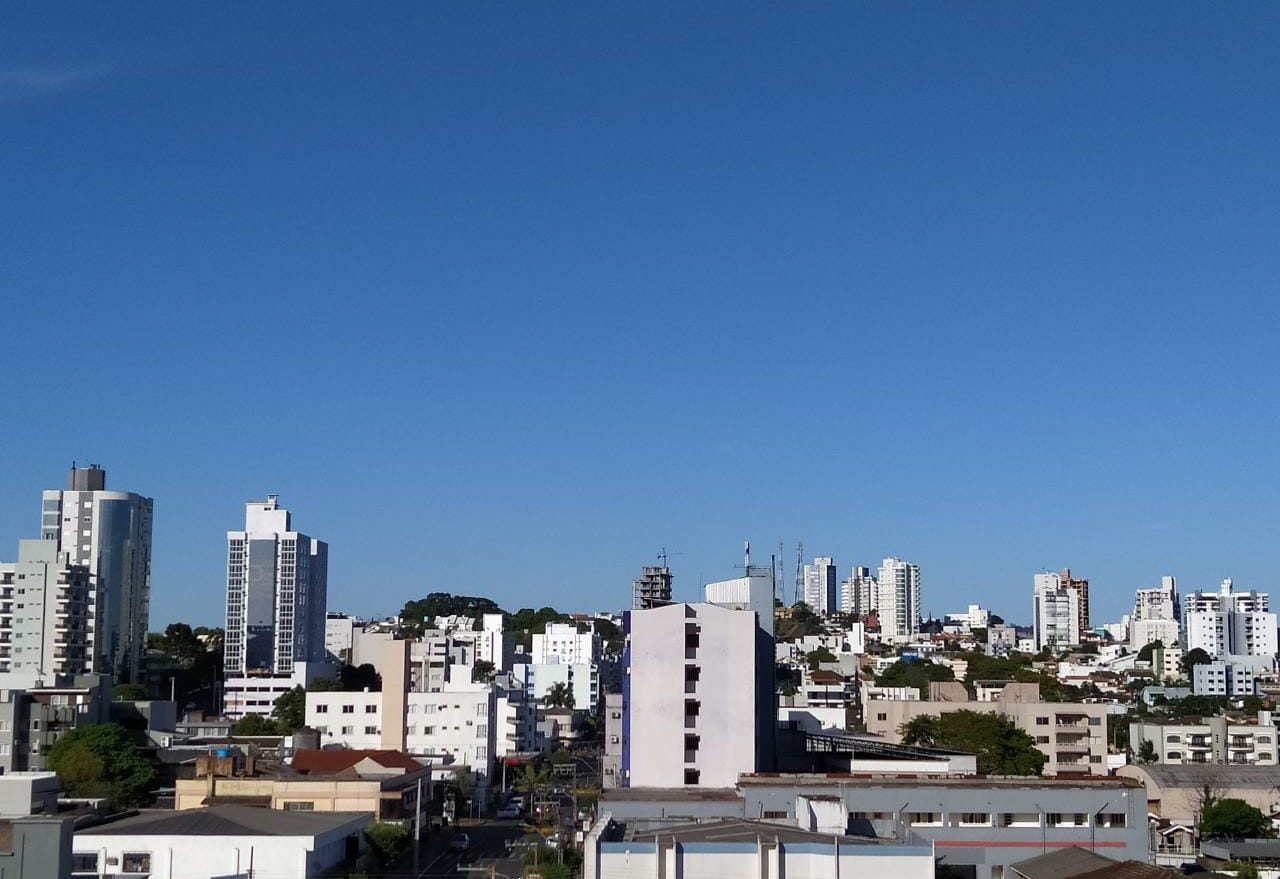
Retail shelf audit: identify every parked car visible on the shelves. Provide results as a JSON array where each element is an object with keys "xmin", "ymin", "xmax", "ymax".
[
  {"xmin": 496, "ymin": 804, "xmax": 522, "ymax": 819},
  {"xmin": 450, "ymin": 833, "xmax": 471, "ymax": 851}
]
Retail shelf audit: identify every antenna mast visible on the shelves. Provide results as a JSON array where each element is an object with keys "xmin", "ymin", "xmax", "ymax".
[{"xmin": 794, "ymin": 541, "xmax": 805, "ymax": 607}]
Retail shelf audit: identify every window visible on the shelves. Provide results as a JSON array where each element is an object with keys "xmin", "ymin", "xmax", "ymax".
[
  {"xmin": 959, "ymin": 813, "xmax": 990, "ymax": 826},
  {"xmin": 284, "ymin": 801, "xmax": 315, "ymax": 811},
  {"xmin": 1047, "ymin": 813, "xmax": 1063, "ymax": 826},
  {"xmin": 683, "ymin": 768, "xmax": 700, "ymax": 785},
  {"xmin": 342, "ymin": 705, "xmax": 355, "ymax": 714},
  {"xmin": 1037, "ymin": 736, "xmax": 1050, "ymax": 744},
  {"xmin": 365, "ymin": 726, "xmax": 378, "ymax": 734},
  {"xmin": 365, "ymin": 705, "xmax": 377, "ymax": 713},
  {"xmin": 342, "ymin": 725, "xmax": 354, "ymax": 735},
  {"xmin": 123, "ymin": 853, "xmax": 151, "ymax": 873},
  {"xmin": 1089, "ymin": 717, "xmax": 1102, "ymax": 726},
  {"xmin": 905, "ymin": 812, "xmax": 941, "ymax": 826},
  {"xmin": 1166, "ymin": 734, "xmax": 1181, "ymax": 743},
  {"xmin": 762, "ymin": 810, "xmax": 788, "ymax": 819},
  {"xmin": 72, "ymin": 853, "xmax": 97, "ymax": 873},
  {"xmin": 316, "ymin": 704, "xmax": 329, "ymax": 714},
  {"xmin": 425, "ymin": 726, "xmax": 436, "ymax": 735},
  {"xmin": 1100, "ymin": 813, "xmax": 1126, "ymax": 828},
  {"xmin": 1036, "ymin": 717, "xmax": 1050, "ymax": 725},
  {"xmin": 877, "ymin": 713, "xmax": 887, "ymax": 722},
  {"xmin": 1167, "ymin": 751, "xmax": 1183, "ymax": 760}
]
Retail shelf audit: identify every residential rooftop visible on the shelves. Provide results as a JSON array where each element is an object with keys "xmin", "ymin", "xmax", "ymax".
[{"xmin": 77, "ymin": 805, "xmax": 370, "ymax": 837}]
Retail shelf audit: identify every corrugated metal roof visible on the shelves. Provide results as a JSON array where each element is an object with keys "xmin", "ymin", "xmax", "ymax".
[
  {"xmin": 82, "ymin": 805, "xmax": 370, "ymax": 837},
  {"xmin": 1129, "ymin": 765, "xmax": 1280, "ymax": 788},
  {"xmin": 1011, "ymin": 847, "xmax": 1117, "ymax": 879}
]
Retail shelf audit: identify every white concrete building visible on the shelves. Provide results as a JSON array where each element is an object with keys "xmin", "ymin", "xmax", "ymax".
[
  {"xmin": 1130, "ymin": 715, "xmax": 1278, "ymax": 765},
  {"xmin": 1194, "ymin": 661, "xmax": 1258, "ymax": 697},
  {"xmin": 703, "ymin": 571, "xmax": 775, "ymax": 636},
  {"xmin": 323, "ymin": 612, "xmax": 363, "ymax": 664},
  {"xmin": 475, "ymin": 613, "xmax": 513, "ymax": 672},
  {"xmin": 72, "ymin": 805, "xmax": 370, "ymax": 879},
  {"xmin": 532, "ymin": 622, "xmax": 598, "ymax": 666},
  {"xmin": 840, "ymin": 566, "xmax": 877, "ymax": 616},
  {"xmin": 878, "ymin": 557, "xmax": 920, "ymax": 640},
  {"xmin": 1184, "ymin": 580, "xmax": 1277, "ymax": 666},
  {"xmin": 224, "ymin": 496, "xmax": 328, "ymax": 678},
  {"xmin": 946, "ymin": 604, "xmax": 990, "ymax": 631},
  {"xmin": 803, "ymin": 557, "xmax": 837, "ymax": 615},
  {"xmin": 39, "ymin": 464, "xmax": 153, "ymax": 682},
  {"xmin": 223, "ymin": 660, "xmax": 333, "ymax": 722},
  {"xmin": 0, "ymin": 540, "xmax": 93, "ymax": 681},
  {"xmin": 584, "ymin": 816, "xmax": 935, "ymax": 879},
  {"xmin": 623, "ymin": 601, "xmax": 774, "ymax": 788},
  {"xmin": 1134, "ymin": 576, "xmax": 1180, "ymax": 622},
  {"xmin": 1033, "ymin": 571, "xmax": 1080, "ymax": 651},
  {"xmin": 1131, "ymin": 617, "xmax": 1180, "ymax": 653}
]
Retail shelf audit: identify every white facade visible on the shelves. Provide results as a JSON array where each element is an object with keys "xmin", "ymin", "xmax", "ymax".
[
  {"xmin": 224, "ymin": 497, "xmax": 328, "ymax": 677},
  {"xmin": 305, "ymin": 681, "xmax": 497, "ymax": 784},
  {"xmin": 1134, "ymin": 577, "xmax": 1180, "ymax": 622},
  {"xmin": 0, "ymin": 540, "xmax": 93, "ymax": 681},
  {"xmin": 704, "ymin": 572, "xmax": 775, "ymax": 636},
  {"xmin": 1131, "ymin": 617, "xmax": 1180, "ymax": 653},
  {"xmin": 72, "ymin": 808, "xmax": 370, "ymax": 879},
  {"xmin": 625, "ymin": 602, "xmax": 772, "ymax": 788},
  {"xmin": 514, "ymin": 660, "xmax": 599, "ymax": 712},
  {"xmin": 223, "ymin": 661, "xmax": 332, "ymax": 721},
  {"xmin": 877, "ymin": 558, "xmax": 920, "ymax": 640},
  {"xmin": 475, "ymin": 613, "xmax": 512, "ymax": 672},
  {"xmin": 840, "ymin": 566, "xmax": 878, "ymax": 616},
  {"xmin": 39, "ymin": 464, "xmax": 153, "ymax": 682},
  {"xmin": 945, "ymin": 604, "xmax": 990, "ymax": 630},
  {"xmin": 1033, "ymin": 571, "xmax": 1080, "ymax": 651},
  {"xmin": 532, "ymin": 622, "xmax": 598, "ymax": 666},
  {"xmin": 323, "ymin": 612, "xmax": 362, "ymax": 664},
  {"xmin": 803, "ymin": 557, "xmax": 837, "ymax": 616},
  {"xmin": 1184, "ymin": 580, "xmax": 1277, "ymax": 663},
  {"xmin": 1130, "ymin": 715, "xmax": 1278, "ymax": 765},
  {"xmin": 1194, "ymin": 661, "xmax": 1257, "ymax": 697}
]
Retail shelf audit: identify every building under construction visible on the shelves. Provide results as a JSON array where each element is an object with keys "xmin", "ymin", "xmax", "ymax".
[{"xmin": 633, "ymin": 566, "xmax": 673, "ymax": 609}]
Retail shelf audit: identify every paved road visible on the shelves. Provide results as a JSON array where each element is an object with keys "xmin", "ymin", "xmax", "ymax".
[{"xmin": 416, "ymin": 820, "xmax": 534, "ymax": 879}]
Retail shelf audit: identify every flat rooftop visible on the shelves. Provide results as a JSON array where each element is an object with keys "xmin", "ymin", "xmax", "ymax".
[
  {"xmin": 738, "ymin": 774, "xmax": 1144, "ymax": 789},
  {"xmin": 602, "ymin": 788, "xmax": 742, "ymax": 802},
  {"xmin": 618, "ymin": 818, "xmax": 891, "ymax": 846}
]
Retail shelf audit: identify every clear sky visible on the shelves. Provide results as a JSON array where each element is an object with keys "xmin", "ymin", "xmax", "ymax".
[{"xmin": 3, "ymin": 4, "xmax": 1279, "ymax": 630}]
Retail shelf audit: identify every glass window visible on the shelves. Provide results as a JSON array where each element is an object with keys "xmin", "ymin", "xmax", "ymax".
[
  {"xmin": 72, "ymin": 853, "xmax": 97, "ymax": 873},
  {"xmin": 284, "ymin": 801, "xmax": 315, "ymax": 811},
  {"xmin": 123, "ymin": 853, "xmax": 151, "ymax": 873}
]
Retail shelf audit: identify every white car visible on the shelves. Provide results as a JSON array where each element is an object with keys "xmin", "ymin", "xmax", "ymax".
[{"xmin": 496, "ymin": 804, "xmax": 522, "ymax": 819}]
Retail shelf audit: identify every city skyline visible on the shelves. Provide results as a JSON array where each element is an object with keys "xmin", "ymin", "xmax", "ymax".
[{"xmin": 5, "ymin": 5, "xmax": 1280, "ymax": 629}]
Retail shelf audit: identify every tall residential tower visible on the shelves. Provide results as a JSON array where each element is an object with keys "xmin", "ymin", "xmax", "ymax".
[
  {"xmin": 223, "ymin": 496, "xmax": 328, "ymax": 677},
  {"xmin": 40, "ymin": 464, "xmax": 153, "ymax": 682},
  {"xmin": 878, "ymin": 557, "xmax": 920, "ymax": 640}
]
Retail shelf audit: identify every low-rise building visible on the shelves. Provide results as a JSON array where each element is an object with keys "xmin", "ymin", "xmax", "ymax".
[
  {"xmin": 223, "ymin": 661, "xmax": 334, "ymax": 721},
  {"xmin": 1194, "ymin": 661, "xmax": 1258, "ymax": 697},
  {"xmin": 584, "ymin": 816, "xmax": 934, "ymax": 879},
  {"xmin": 863, "ymin": 682, "xmax": 1109, "ymax": 775},
  {"xmin": 0, "ymin": 772, "xmax": 59, "ymax": 818},
  {"xmin": 1117, "ymin": 763, "xmax": 1280, "ymax": 827},
  {"xmin": 1129, "ymin": 714, "xmax": 1278, "ymax": 766},
  {"xmin": 73, "ymin": 805, "xmax": 370, "ymax": 879},
  {"xmin": 174, "ymin": 749, "xmax": 430, "ymax": 821}
]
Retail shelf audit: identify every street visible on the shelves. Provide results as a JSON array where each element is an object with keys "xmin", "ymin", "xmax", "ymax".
[{"xmin": 413, "ymin": 819, "xmax": 538, "ymax": 879}]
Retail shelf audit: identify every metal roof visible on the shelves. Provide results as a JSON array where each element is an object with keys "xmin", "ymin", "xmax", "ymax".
[
  {"xmin": 1126, "ymin": 764, "xmax": 1280, "ymax": 788},
  {"xmin": 622, "ymin": 818, "xmax": 888, "ymax": 846},
  {"xmin": 1011, "ymin": 847, "xmax": 1117, "ymax": 879},
  {"xmin": 79, "ymin": 805, "xmax": 370, "ymax": 837}
]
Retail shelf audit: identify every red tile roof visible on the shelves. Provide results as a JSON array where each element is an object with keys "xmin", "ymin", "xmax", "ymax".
[{"xmin": 291, "ymin": 749, "xmax": 424, "ymax": 774}]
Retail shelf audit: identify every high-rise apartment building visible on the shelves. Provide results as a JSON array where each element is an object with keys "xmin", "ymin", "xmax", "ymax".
[
  {"xmin": 0, "ymin": 540, "xmax": 92, "ymax": 680},
  {"xmin": 840, "ymin": 566, "xmax": 878, "ymax": 617},
  {"xmin": 223, "ymin": 496, "xmax": 328, "ymax": 676},
  {"xmin": 40, "ymin": 464, "xmax": 153, "ymax": 682},
  {"xmin": 803, "ymin": 557, "xmax": 838, "ymax": 615},
  {"xmin": 1033, "ymin": 571, "xmax": 1080, "ymax": 651},
  {"xmin": 632, "ymin": 566, "xmax": 673, "ymax": 610},
  {"xmin": 1131, "ymin": 576, "xmax": 1181, "ymax": 651},
  {"xmin": 1184, "ymin": 579, "xmax": 1277, "ymax": 665},
  {"xmin": 623, "ymin": 601, "xmax": 775, "ymax": 787},
  {"xmin": 1059, "ymin": 568, "xmax": 1090, "ymax": 635},
  {"xmin": 877, "ymin": 557, "xmax": 920, "ymax": 640}
]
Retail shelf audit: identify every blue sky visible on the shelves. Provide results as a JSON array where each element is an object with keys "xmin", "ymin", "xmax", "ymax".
[{"xmin": 2, "ymin": 4, "xmax": 1279, "ymax": 629}]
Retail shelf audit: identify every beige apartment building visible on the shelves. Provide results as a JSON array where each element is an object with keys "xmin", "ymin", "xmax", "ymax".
[
  {"xmin": 862, "ymin": 681, "xmax": 1108, "ymax": 775},
  {"xmin": 174, "ymin": 750, "xmax": 430, "ymax": 819}
]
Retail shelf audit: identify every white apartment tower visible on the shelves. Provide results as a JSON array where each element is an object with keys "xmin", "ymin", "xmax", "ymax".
[
  {"xmin": 877, "ymin": 557, "xmax": 920, "ymax": 640},
  {"xmin": 1033, "ymin": 571, "xmax": 1080, "ymax": 651},
  {"xmin": 40, "ymin": 464, "xmax": 153, "ymax": 682},
  {"xmin": 841, "ymin": 566, "xmax": 878, "ymax": 616},
  {"xmin": 803, "ymin": 557, "xmax": 838, "ymax": 615},
  {"xmin": 1184, "ymin": 579, "xmax": 1277, "ymax": 662},
  {"xmin": 1131, "ymin": 576, "xmax": 1181, "ymax": 651},
  {"xmin": 224, "ymin": 497, "xmax": 328, "ymax": 676},
  {"xmin": 0, "ymin": 540, "xmax": 93, "ymax": 680}
]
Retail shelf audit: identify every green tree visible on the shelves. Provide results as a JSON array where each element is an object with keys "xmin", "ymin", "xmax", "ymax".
[
  {"xmin": 1201, "ymin": 798, "xmax": 1274, "ymax": 839},
  {"xmin": 230, "ymin": 714, "xmax": 282, "ymax": 736},
  {"xmin": 1227, "ymin": 863, "xmax": 1260, "ymax": 879},
  {"xmin": 308, "ymin": 676, "xmax": 343, "ymax": 692},
  {"xmin": 901, "ymin": 710, "xmax": 1046, "ymax": 775},
  {"xmin": 472, "ymin": 659, "xmax": 496, "ymax": 683},
  {"xmin": 339, "ymin": 663, "xmax": 381, "ymax": 692},
  {"xmin": 46, "ymin": 724, "xmax": 157, "ymax": 807},
  {"xmin": 776, "ymin": 663, "xmax": 799, "ymax": 696},
  {"xmin": 514, "ymin": 762, "xmax": 550, "ymax": 798},
  {"xmin": 876, "ymin": 659, "xmax": 955, "ymax": 695},
  {"xmin": 776, "ymin": 603, "xmax": 824, "ymax": 640},
  {"xmin": 806, "ymin": 647, "xmax": 837, "ymax": 670},
  {"xmin": 545, "ymin": 681, "xmax": 575, "ymax": 709},
  {"xmin": 272, "ymin": 686, "xmax": 307, "ymax": 731},
  {"xmin": 363, "ymin": 821, "xmax": 410, "ymax": 866},
  {"xmin": 1136, "ymin": 640, "xmax": 1164, "ymax": 663},
  {"xmin": 449, "ymin": 767, "xmax": 476, "ymax": 814},
  {"xmin": 1137, "ymin": 739, "xmax": 1156, "ymax": 764},
  {"xmin": 111, "ymin": 683, "xmax": 150, "ymax": 702},
  {"xmin": 1181, "ymin": 647, "xmax": 1213, "ymax": 678}
]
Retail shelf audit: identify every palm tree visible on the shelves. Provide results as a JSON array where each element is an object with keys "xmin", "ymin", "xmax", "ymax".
[{"xmin": 545, "ymin": 682, "xmax": 575, "ymax": 709}]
